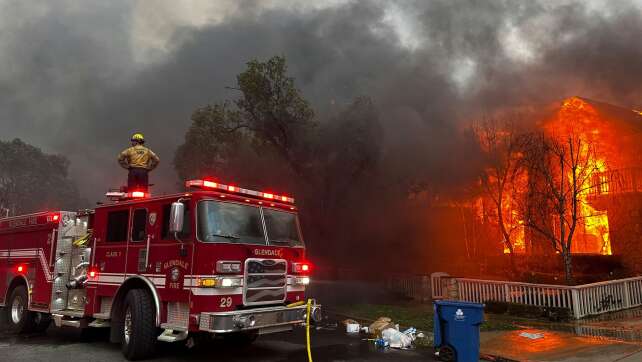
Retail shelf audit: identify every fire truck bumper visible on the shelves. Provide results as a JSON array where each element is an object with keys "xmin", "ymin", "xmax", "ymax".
[{"xmin": 198, "ymin": 303, "xmax": 322, "ymax": 334}]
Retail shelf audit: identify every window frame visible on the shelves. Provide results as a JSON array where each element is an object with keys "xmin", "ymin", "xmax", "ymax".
[
  {"xmin": 160, "ymin": 202, "xmax": 191, "ymax": 241},
  {"xmin": 130, "ymin": 207, "xmax": 148, "ymax": 243},
  {"xmin": 105, "ymin": 209, "xmax": 131, "ymax": 243}
]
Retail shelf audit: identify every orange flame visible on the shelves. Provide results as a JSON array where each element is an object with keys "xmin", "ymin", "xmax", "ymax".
[
  {"xmin": 482, "ymin": 97, "xmax": 614, "ymax": 255},
  {"xmin": 548, "ymin": 97, "xmax": 611, "ymax": 255}
]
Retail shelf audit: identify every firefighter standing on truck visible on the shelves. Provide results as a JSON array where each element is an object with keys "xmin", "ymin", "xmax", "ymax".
[{"xmin": 118, "ymin": 133, "xmax": 159, "ymax": 192}]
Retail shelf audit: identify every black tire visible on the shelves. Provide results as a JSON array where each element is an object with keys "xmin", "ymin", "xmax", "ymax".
[
  {"xmin": 438, "ymin": 345, "xmax": 456, "ymax": 362},
  {"xmin": 121, "ymin": 289, "xmax": 157, "ymax": 360},
  {"xmin": 223, "ymin": 330, "xmax": 259, "ymax": 346},
  {"xmin": 6, "ymin": 286, "xmax": 36, "ymax": 333}
]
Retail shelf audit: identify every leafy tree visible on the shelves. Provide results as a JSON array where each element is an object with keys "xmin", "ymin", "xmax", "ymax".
[
  {"xmin": 0, "ymin": 138, "xmax": 84, "ymax": 215},
  {"xmin": 174, "ymin": 103, "xmax": 247, "ymax": 181},
  {"xmin": 230, "ymin": 56, "xmax": 316, "ymax": 176},
  {"xmin": 175, "ymin": 56, "xmax": 382, "ymax": 257}
]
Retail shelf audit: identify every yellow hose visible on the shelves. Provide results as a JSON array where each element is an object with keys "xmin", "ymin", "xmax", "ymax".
[
  {"xmin": 306, "ymin": 298, "xmax": 313, "ymax": 362},
  {"xmin": 287, "ymin": 300, "xmax": 305, "ymax": 308}
]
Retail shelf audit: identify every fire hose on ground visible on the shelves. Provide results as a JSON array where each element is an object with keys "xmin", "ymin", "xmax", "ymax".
[
  {"xmin": 306, "ymin": 298, "xmax": 313, "ymax": 362},
  {"xmin": 286, "ymin": 299, "xmax": 315, "ymax": 362}
]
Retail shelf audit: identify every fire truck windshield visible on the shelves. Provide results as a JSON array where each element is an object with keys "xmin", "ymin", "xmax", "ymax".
[
  {"xmin": 196, "ymin": 200, "xmax": 303, "ymax": 246},
  {"xmin": 263, "ymin": 208, "xmax": 303, "ymax": 247},
  {"xmin": 197, "ymin": 201, "xmax": 265, "ymax": 244}
]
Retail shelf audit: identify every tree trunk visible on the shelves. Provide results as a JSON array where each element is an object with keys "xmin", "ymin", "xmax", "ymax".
[
  {"xmin": 563, "ymin": 251, "xmax": 574, "ymax": 285},
  {"xmin": 508, "ymin": 251, "xmax": 518, "ymax": 278}
]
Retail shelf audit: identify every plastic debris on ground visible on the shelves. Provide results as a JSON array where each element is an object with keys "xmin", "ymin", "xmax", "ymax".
[
  {"xmin": 342, "ymin": 318, "xmax": 360, "ymax": 333},
  {"xmin": 346, "ymin": 323, "xmax": 360, "ymax": 333},
  {"xmin": 381, "ymin": 327, "xmax": 415, "ymax": 349},
  {"xmin": 362, "ymin": 316, "xmax": 418, "ymax": 350},
  {"xmin": 519, "ymin": 332, "xmax": 544, "ymax": 339},
  {"xmin": 369, "ymin": 317, "xmax": 395, "ymax": 338},
  {"xmin": 374, "ymin": 337, "xmax": 389, "ymax": 348},
  {"xmin": 382, "ymin": 328, "xmax": 412, "ymax": 349}
]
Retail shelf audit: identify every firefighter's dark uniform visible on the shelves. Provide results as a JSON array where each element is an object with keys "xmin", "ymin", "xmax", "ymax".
[{"xmin": 118, "ymin": 144, "xmax": 159, "ymax": 192}]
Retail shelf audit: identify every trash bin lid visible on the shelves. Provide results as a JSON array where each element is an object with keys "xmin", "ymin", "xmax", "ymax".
[{"xmin": 434, "ymin": 300, "xmax": 484, "ymax": 309}]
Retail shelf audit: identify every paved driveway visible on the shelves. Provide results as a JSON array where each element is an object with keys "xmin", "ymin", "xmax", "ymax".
[{"xmin": 0, "ymin": 321, "xmax": 434, "ymax": 361}]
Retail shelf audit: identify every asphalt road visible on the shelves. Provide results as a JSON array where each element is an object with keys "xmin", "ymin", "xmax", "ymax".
[
  {"xmin": 0, "ymin": 319, "xmax": 435, "ymax": 362},
  {"xmin": 0, "ymin": 281, "xmax": 434, "ymax": 361}
]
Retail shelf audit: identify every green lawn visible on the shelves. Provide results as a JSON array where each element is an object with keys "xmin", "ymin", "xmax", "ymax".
[{"xmin": 331, "ymin": 303, "xmax": 518, "ymax": 333}]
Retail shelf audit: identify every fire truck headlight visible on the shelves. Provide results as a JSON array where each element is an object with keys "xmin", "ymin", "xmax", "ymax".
[
  {"xmin": 295, "ymin": 277, "xmax": 310, "ymax": 285},
  {"xmin": 219, "ymin": 277, "xmax": 242, "ymax": 288},
  {"xmin": 196, "ymin": 276, "xmax": 243, "ymax": 288}
]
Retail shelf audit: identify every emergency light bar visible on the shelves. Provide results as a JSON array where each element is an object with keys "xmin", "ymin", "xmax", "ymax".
[
  {"xmin": 185, "ymin": 179, "xmax": 295, "ymax": 204},
  {"xmin": 105, "ymin": 190, "xmax": 150, "ymax": 201}
]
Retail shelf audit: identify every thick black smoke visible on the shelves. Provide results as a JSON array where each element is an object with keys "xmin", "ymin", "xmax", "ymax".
[{"xmin": 0, "ymin": 1, "xmax": 641, "ymax": 261}]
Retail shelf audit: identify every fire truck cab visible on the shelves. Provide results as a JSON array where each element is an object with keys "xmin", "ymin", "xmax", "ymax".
[{"xmin": 0, "ymin": 179, "xmax": 320, "ymax": 360}]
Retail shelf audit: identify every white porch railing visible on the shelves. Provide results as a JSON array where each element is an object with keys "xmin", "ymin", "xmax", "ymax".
[{"xmin": 430, "ymin": 273, "xmax": 642, "ymax": 319}]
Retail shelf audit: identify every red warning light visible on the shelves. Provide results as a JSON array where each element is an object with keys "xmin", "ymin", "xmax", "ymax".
[
  {"xmin": 185, "ymin": 179, "xmax": 296, "ymax": 204},
  {"xmin": 131, "ymin": 191, "xmax": 146, "ymax": 198},
  {"xmin": 52, "ymin": 214, "xmax": 60, "ymax": 221},
  {"xmin": 16, "ymin": 264, "xmax": 26, "ymax": 273},
  {"xmin": 293, "ymin": 262, "xmax": 312, "ymax": 274}
]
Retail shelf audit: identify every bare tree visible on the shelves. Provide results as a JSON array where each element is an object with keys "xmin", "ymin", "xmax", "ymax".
[
  {"xmin": 521, "ymin": 132, "xmax": 603, "ymax": 284},
  {"xmin": 476, "ymin": 119, "xmax": 527, "ymax": 275}
]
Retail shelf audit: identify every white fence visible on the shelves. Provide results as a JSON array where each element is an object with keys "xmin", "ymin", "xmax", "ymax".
[{"xmin": 431, "ymin": 273, "xmax": 642, "ymax": 319}]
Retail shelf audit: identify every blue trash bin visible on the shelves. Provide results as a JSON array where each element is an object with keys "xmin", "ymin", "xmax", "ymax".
[{"xmin": 433, "ymin": 300, "xmax": 484, "ymax": 362}]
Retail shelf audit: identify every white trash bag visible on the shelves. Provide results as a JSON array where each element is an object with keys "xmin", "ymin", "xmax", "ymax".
[{"xmin": 382, "ymin": 328, "xmax": 413, "ymax": 349}]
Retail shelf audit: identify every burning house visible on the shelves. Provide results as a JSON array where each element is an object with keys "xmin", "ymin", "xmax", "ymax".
[{"xmin": 476, "ymin": 96, "xmax": 642, "ymax": 273}]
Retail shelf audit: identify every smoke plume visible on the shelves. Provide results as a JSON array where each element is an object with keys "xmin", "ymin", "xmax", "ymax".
[{"xmin": 0, "ymin": 0, "xmax": 640, "ymax": 211}]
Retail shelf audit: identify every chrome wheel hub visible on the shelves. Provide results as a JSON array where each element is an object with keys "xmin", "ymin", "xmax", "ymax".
[
  {"xmin": 124, "ymin": 308, "xmax": 132, "ymax": 344},
  {"xmin": 11, "ymin": 296, "xmax": 24, "ymax": 324}
]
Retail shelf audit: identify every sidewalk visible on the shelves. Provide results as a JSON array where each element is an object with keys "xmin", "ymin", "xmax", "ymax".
[{"xmin": 481, "ymin": 328, "xmax": 642, "ymax": 362}]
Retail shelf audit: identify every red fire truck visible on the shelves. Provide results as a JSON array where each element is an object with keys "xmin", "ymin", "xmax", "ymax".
[{"xmin": 0, "ymin": 179, "xmax": 320, "ymax": 360}]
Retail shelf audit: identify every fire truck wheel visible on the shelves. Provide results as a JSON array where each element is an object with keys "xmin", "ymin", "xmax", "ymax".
[
  {"xmin": 6, "ymin": 285, "xmax": 35, "ymax": 333},
  {"xmin": 223, "ymin": 330, "xmax": 259, "ymax": 345},
  {"xmin": 121, "ymin": 289, "xmax": 157, "ymax": 360}
]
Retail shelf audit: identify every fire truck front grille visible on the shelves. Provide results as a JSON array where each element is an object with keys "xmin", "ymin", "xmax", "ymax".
[
  {"xmin": 244, "ymin": 259, "xmax": 287, "ymax": 306},
  {"xmin": 246, "ymin": 275, "xmax": 286, "ymax": 288}
]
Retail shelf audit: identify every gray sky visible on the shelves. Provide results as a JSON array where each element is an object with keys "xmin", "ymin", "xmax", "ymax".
[{"xmin": 1, "ymin": 0, "xmax": 641, "ymax": 201}]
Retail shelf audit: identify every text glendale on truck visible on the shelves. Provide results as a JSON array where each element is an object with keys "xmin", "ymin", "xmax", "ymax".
[{"xmin": 0, "ymin": 178, "xmax": 321, "ymax": 360}]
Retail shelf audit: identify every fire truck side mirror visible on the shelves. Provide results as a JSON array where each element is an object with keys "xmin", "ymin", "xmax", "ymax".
[{"xmin": 169, "ymin": 202, "xmax": 185, "ymax": 234}]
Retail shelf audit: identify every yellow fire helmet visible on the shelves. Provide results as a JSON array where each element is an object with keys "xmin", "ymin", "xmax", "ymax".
[{"xmin": 131, "ymin": 133, "xmax": 145, "ymax": 143}]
